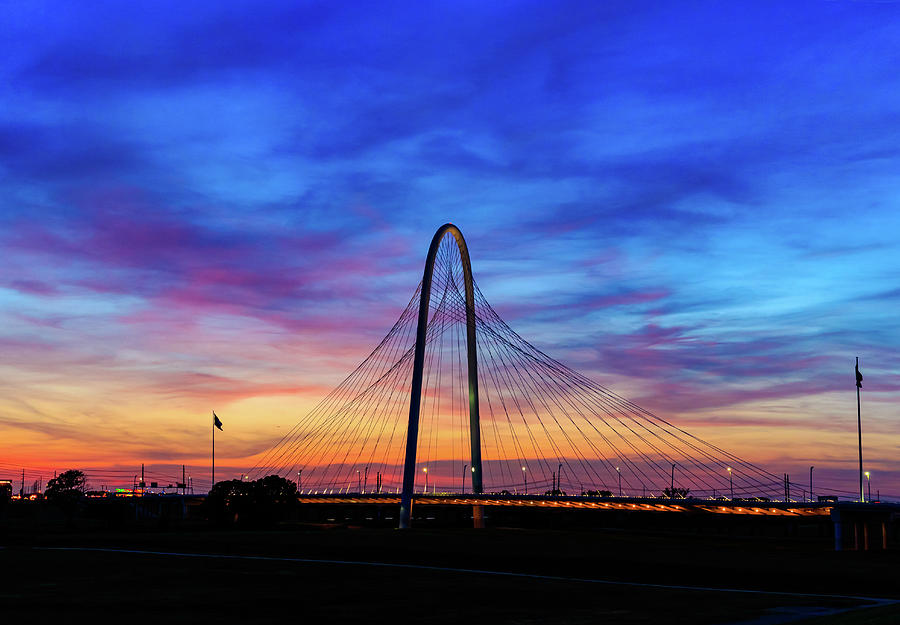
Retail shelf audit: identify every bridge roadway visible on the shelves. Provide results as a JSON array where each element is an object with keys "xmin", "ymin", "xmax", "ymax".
[
  {"xmin": 296, "ymin": 493, "xmax": 832, "ymax": 517},
  {"xmin": 296, "ymin": 494, "xmax": 900, "ymax": 550}
]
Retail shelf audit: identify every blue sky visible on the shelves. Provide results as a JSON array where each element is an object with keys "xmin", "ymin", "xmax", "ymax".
[{"xmin": 1, "ymin": 1, "xmax": 898, "ymax": 495}]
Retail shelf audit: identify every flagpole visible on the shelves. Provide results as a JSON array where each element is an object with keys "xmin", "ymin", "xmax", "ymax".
[{"xmin": 856, "ymin": 357, "xmax": 864, "ymax": 502}]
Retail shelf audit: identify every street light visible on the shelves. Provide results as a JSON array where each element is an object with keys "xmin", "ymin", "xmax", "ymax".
[
  {"xmin": 616, "ymin": 466, "xmax": 621, "ymax": 497},
  {"xmin": 462, "ymin": 464, "xmax": 467, "ymax": 494},
  {"xmin": 297, "ymin": 470, "xmax": 302, "ymax": 493},
  {"xmin": 727, "ymin": 467, "xmax": 733, "ymax": 500},
  {"xmin": 865, "ymin": 471, "xmax": 871, "ymax": 502},
  {"xmin": 423, "ymin": 467, "xmax": 428, "ymax": 495},
  {"xmin": 522, "ymin": 466, "xmax": 527, "ymax": 494}
]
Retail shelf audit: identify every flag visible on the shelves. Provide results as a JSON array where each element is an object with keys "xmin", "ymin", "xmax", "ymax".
[
  {"xmin": 855, "ymin": 361, "xmax": 863, "ymax": 389},
  {"xmin": 213, "ymin": 411, "xmax": 223, "ymax": 431}
]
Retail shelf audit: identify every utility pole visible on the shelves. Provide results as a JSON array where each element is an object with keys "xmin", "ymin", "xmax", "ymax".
[
  {"xmin": 141, "ymin": 463, "xmax": 145, "ymax": 496},
  {"xmin": 182, "ymin": 465, "xmax": 186, "ymax": 496},
  {"xmin": 809, "ymin": 466, "xmax": 814, "ymax": 503},
  {"xmin": 20, "ymin": 468, "xmax": 25, "ymax": 498}
]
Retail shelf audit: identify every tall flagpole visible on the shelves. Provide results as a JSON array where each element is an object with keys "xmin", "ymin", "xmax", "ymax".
[
  {"xmin": 856, "ymin": 357, "xmax": 864, "ymax": 502},
  {"xmin": 212, "ymin": 410, "xmax": 215, "ymax": 488}
]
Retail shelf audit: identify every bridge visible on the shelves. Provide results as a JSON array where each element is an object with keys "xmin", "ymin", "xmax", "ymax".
[{"xmin": 247, "ymin": 224, "xmax": 880, "ymax": 538}]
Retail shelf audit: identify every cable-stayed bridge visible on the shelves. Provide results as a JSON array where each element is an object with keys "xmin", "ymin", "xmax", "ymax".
[{"xmin": 247, "ymin": 224, "xmax": 844, "ymax": 528}]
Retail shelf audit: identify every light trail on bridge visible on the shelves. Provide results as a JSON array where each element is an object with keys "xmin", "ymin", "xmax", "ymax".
[{"xmin": 293, "ymin": 494, "xmax": 832, "ymax": 517}]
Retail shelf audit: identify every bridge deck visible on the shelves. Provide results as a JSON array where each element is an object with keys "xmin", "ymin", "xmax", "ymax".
[{"xmin": 295, "ymin": 494, "xmax": 842, "ymax": 517}]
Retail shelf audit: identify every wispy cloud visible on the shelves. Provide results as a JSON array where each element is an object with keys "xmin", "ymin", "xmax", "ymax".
[{"xmin": 2, "ymin": 1, "xmax": 900, "ymax": 493}]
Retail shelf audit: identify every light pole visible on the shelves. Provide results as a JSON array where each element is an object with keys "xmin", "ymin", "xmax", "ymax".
[
  {"xmin": 865, "ymin": 471, "xmax": 871, "ymax": 503},
  {"xmin": 616, "ymin": 466, "xmax": 621, "ymax": 496},
  {"xmin": 809, "ymin": 466, "xmax": 813, "ymax": 503},
  {"xmin": 522, "ymin": 466, "xmax": 527, "ymax": 494},
  {"xmin": 670, "ymin": 463, "xmax": 675, "ymax": 496},
  {"xmin": 558, "ymin": 463, "xmax": 563, "ymax": 494},
  {"xmin": 727, "ymin": 467, "xmax": 733, "ymax": 500},
  {"xmin": 297, "ymin": 470, "xmax": 302, "ymax": 493},
  {"xmin": 462, "ymin": 464, "xmax": 467, "ymax": 494},
  {"xmin": 423, "ymin": 467, "xmax": 427, "ymax": 495},
  {"xmin": 357, "ymin": 469, "xmax": 361, "ymax": 493}
]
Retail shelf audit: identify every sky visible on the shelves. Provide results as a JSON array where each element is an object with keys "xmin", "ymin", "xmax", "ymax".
[{"xmin": 2, "ymin": 1, "xmax": 898, "ymax": 496}]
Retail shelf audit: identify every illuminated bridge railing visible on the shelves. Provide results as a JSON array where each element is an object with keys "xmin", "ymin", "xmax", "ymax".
[{"xmin": 294, "ymin": 494, "xmax": 833, "ymax": 517}]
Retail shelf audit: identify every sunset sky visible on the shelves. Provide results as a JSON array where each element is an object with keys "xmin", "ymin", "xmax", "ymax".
[{"xmin": 2, "ymin": 1, "xmax": 898, "ymax": 496}]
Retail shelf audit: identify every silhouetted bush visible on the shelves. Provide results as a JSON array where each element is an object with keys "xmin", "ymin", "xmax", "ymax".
[{"xmin": 206, "ymin": 475, "xmax": 297, "ymax": 528}]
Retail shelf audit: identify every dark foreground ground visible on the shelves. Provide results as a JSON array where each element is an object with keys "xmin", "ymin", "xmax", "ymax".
[{"xmin": 2, "ymin": 525, "xmax": 898, "ymax": 625}]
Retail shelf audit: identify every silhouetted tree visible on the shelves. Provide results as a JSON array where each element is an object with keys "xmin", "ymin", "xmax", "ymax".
[
  {"xmin": 45, "ymin": 469, "xmax": 86, "ymax": 525},
  {"xmin": 45, "ymin": 470, "xmax": 86, "ymax": 500},
  {"xmin": 206, "ymin": 479, "xmax": 254, "ymax": 526},
  {"xmin": 663, "ymin": 487, "xmax": 690, "ymax": 499},
  {"xmin": 252, "ymin": 475, "xmax": 298, "ymax": 526},
  {"xmin": 207, "ymin": 475, "xmax": 298, "ymax": 527}
]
